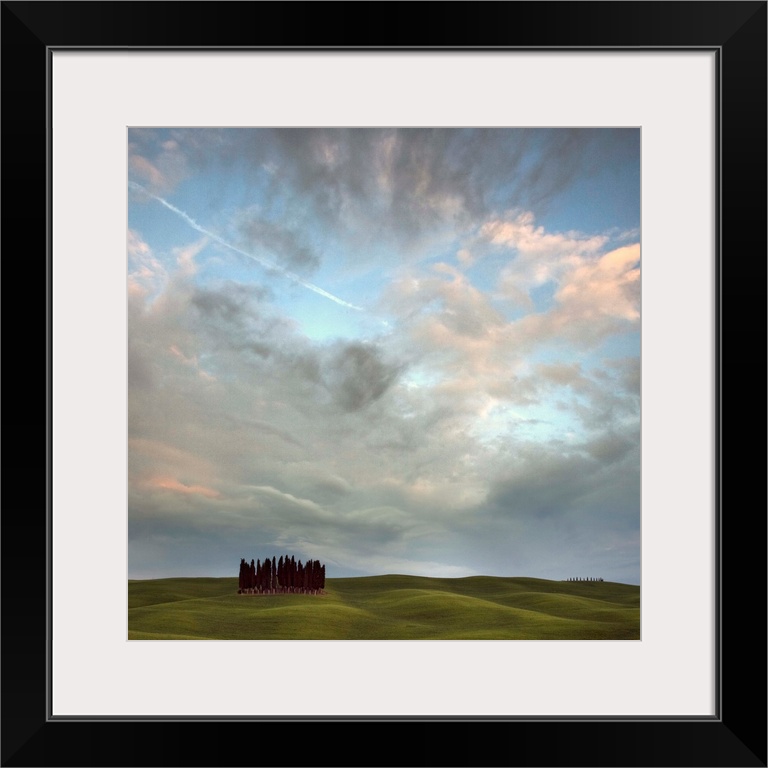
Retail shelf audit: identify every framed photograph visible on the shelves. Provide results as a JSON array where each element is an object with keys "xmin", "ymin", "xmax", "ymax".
[{"xmin": 4, "ymin": 1, "xmax": 765, "ymax": 765}]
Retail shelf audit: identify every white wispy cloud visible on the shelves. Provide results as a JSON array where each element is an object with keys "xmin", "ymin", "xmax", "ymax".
[{"xmin": 128, "ymin": 181, "xmax": 363, "ymax": 311}]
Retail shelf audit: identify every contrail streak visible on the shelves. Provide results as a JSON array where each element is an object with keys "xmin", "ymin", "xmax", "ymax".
[{"xmin": 128, "ymin": 181, "xmax": 362, "ymax": 310}]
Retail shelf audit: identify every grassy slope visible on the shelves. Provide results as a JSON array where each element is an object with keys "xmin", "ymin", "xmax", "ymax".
[{"xmin": 128, "ymin": 575, "xmax": 639, "ymax": 640}]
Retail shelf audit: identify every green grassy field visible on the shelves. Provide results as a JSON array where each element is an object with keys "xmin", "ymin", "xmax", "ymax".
[{"xmin": 128, "ymin": 574, "xmax": 639, "ymax": 640}]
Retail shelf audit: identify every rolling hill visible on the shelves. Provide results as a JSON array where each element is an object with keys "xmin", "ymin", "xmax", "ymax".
[{"xmin": 128, "ymin": 574, "xmax": 640, "ymax": 640}]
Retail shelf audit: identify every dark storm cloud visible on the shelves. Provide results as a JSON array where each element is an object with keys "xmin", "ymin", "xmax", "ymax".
[
  {"xmin": 237, "ymin": 213, "xmax": 321, "ymax": 274},
  {"xmin": 323, "ymin": 341, "xmax": 405, "ymax": 413},
  {"xmin": 191, "ymin": 282, "xmax": 273, "ymax": 324},
  {"xmin": 190, "ymin": 282, "xmax": 290, "ymax": 359},
  {"xmin": 583, "ymin": 431, "xmax": 636, "ymax": 465}
]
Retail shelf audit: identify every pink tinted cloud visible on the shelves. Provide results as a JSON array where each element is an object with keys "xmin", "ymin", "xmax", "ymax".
[
  {"xmin": 555, "ymin": 244, "xmax": 640, "ymax": 322},
  {"xmin": 504, "ymin": 243, "xmax": 640, "ymax": 350},
  {"xmin": 149, "ymin": 476, "xmax": 220, "ymax": 499},
  {"xmin": 128, "ymin": 229, "xmax": 166, "ymax": 300},
  {"xmin": 129, "ymin": 155, "xmax": 167, "ymax": 192},
  {"xmin": 481, "ymin": 211, "xmax": 607, "ymax": 258},
  {"xmin": 482, "ymin": 211, "xmax": 610, "ymax": 300},
  {"xmin": 129, "ymin": 136, "xmax": 190, "ymax": 194}
]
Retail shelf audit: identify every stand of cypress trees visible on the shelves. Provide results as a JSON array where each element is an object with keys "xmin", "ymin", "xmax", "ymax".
[
  {"xmin": 237, "ymin": 556, "xmax": 326, "ymax": 595},
  {"xmin": 564, "ymin": 577, "xmax": 604, "ymax": 582}
]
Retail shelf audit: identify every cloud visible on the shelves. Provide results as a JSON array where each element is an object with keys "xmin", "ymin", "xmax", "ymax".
[
  {"xmin": 130, "ymin": 128, "xmax": 638, "ymax": 267},
  {"xmin": 485, "ymin": 448, "xmax": 598, "ymax": 520},
  {"xmin": 582, "ymin": 431, "xmax": 636, "ymax": 465},
  {"xmin": 248, "ymin": 485, "xmax": 334, "ymax": 521},
  {"xmin": 376, "ymin": 215, "xmax": 641, "ymax": 422},
  {"xmin": 535, "ymin": 362, "xmax": 584, "ymax": 388},
  {"xmin": 482, "ymin": 210, "xmax": 607, "ymax": 257},
  {"xmin": 129, "ymin": 154, "xmax": 167, "ymax": 192},
  {"xmin": 501, "ymin": 243, "xmax": 641, "ymax": 351},
  {"xmin": 323, "ymin": 341, "xmax": 405, "ymax": 412},
  {"xmin": 127, "ymin": 229, "xmax": 167, "ymax": 301},
  {"xmin": 470, "ymin": 211, "xmax": 640, "ymax": 353},
  {"xmin": 128, "ymin": 131, "xmax": 190, "ymax": 193},
  {"xmin": 556, "ymin": 243, "xmax": 640, "ymax": 322},
  {"xmin": 128, "ymin": 264, "xmax": 479, "ymax": 568},
  {"xmin": 149, "ymin": 477, "xmax": 220, "ymax": 499},
  {"xmin": 482, "ymin": 436, "xmax": 640, "ymax": 539},
  {"xmin": 384, "ymin": 263, "xmax": 509, "ymax": 375},
  {"xmin": 191, "ymin": 282, "xmax": 277, "ymax": 338},
  {"xmin": 237, "ymin": 210, "xmax": 321, "ymax": 274},
  {"xmin": 456, "ymin": 248, "xmax": 474, "ymax": 266},
  {"xmin": 609, "ymin": 357, "xmax": 641, "ymax": 397},
  {"xmin": 481, "ymin": 210, "xmax": 608, "ymax": 301},
  {"xmin": 187, "ymin": 282, "xmax": 405, "ymax": 415}
]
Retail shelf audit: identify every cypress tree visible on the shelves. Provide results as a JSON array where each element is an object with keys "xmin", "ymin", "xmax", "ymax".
[{"xmin": 237, "ymin": 555, "xmax": 326, "ymax": 594}]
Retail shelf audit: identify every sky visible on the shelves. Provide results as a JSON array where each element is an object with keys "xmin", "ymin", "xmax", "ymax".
[{"xmin": 127, "ymin": 127, "xmax": 641, "ymax": 584}]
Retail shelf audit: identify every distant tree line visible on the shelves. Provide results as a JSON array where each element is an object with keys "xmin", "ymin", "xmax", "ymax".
[
  {"xmin": 238, "ymin": 555, "xmax": 326, "ymax": 594},
  {"xmin": 565, "ymin": 577, "xmax": 604, "ymax": 582}
]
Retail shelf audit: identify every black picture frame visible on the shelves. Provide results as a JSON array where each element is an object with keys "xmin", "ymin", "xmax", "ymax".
[{"xmin": 3, "ymin": 2, "xmax": 765, "ymax": 766}]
